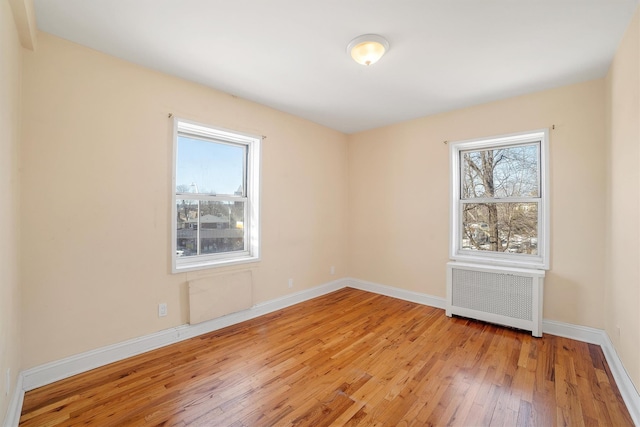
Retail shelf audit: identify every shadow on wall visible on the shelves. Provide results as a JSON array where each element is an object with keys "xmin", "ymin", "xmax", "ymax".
[{"xmin": 542, "ymin": 271, "xmax": 584, "ymax": 325}]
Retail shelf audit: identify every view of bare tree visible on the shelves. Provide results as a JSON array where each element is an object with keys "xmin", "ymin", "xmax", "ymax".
[{"xmin": 460, "ymin": 144, "xmax": 539, "ymax": 254}]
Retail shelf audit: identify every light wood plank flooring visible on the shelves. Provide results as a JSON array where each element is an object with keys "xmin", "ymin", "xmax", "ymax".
[{"xmin": 20, "ymin": 288, "xmax": 633, "ymax": 426}]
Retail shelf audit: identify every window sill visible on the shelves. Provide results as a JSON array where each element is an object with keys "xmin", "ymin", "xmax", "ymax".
[
  {"xmin": 452, "ymin": 252, "xmax": 549, "ymax": 271},
  {"xmin": 173, "ymin": 255, "xmax": 260, "ymax": 274}
]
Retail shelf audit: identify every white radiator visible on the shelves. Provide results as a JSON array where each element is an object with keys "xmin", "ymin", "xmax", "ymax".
[{"xmin": 446, "ymin": 262, "xmax": 545, "ymax": 337}]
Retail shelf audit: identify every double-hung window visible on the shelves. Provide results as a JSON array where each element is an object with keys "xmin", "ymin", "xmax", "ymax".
[
  {"xmin": 172, "ymin": 119, "xmax": 261, "ymax": 272},
  {"xmin": 450, "ymin": 129, "xmax": 549, "ymax": 269}
]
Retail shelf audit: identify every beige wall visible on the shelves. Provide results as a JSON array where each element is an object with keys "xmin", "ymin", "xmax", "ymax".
[
  {"xmin": 348, "ymin": 79, "xmax": 607, "ymax": 329},
  {"xmin": 16, "ymin": 5, "xmax": 640, "ymax": 400},
  {"xmin": 0, "ymin": 0, "xmax": 22, "ymax": 421},
  {"xmin": 605, "ymin": 7, "xmax": 640, "ymax": 392},
  {"xmin": 20, "ymin": 33, "xmax": 348, "ymax": 369}
]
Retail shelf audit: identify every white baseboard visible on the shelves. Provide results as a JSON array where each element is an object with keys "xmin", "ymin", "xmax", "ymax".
[
  {"xmin": 542, "ymin": 319, "xmax": 605, "ymax": 344},
  {"xmin": 11, "ymin": 278, "xmax": 639, "ymax": 427},
  {"xmin": 600, "ymin": 331, "xmax": 640, "ymax": 426},
  {"xmin": 21, "ymin": 278, "xmax": 347, "ymax": 392},
  {"xmin": 543, "ymin": 319, "xmax": 639, "ymax": 425},
  {"xmin": 3, "ymin": 372, "xmax": 24, "ymax": 427},
  {"xmin": 599, "ymin": 332, "xmax": 640, "ymax": 425},
  {"xmin": 346, "ymin": 277, "xmax": 447, "ymax": 309}
]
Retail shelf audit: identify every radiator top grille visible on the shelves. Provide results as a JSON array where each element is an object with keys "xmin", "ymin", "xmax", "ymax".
[{"xmin": 451, "ymin": 268, "xmax": 533, "ymax": 321}]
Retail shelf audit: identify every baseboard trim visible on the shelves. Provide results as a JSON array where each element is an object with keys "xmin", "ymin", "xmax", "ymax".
[
  {"xmin": 22, "ymin": 326, "xmax": 183, "ymax": 392},
  {"xmin": 542, "ymin": 320, "xmax": 640, "ymax": 426},
  {"xmin": 600, "ymin": 332, "xmax": 640, "ymax": 425},
  {"xmin": 543, "ymin": 319, "xmax": 639, "ymax": 424},
  {"xmin": 175, "ymin": 278, "xmax": 346, "ymax": 343},
  {"xmin": 346, "ymin": 277, "xmax": 447, "ymax": 309},
  {"xmin": 21, "ymin": 278, "xmax": 347, "ymax": 392},
  {"xmin": 3, "ymin": 372, "xmax": 24, "ymax": 427},
  {"xmin": 13, "ymin": 278, "xmax": 639, "ymax": 427},
  {"xmin": 542, "ymin": 319, "xmax": 605, "ymax": 344}
]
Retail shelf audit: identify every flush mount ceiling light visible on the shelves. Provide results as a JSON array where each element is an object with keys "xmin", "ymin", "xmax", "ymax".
[{"xmin": 347, "ymin": 34, "xmax": 389, "ymax": 66}]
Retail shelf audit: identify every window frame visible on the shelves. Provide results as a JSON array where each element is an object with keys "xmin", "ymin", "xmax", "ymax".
[
  {"xmin": 449, "ymin": 129, "xmax": 550, "ymax": 270},
  {"xmin": 172, "ymin": 118, "xmax": 261, "ymax": 273}
]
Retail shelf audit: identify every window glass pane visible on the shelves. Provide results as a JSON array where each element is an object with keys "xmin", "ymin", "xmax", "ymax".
[
  {"xmin": 199, "ymin": 201, "xmax": 245, "ymax": 254},
  {"xmin": 176, "ymin": 199, "xmax": 198, "ymax": 257},
  {"xmin": 176, "ymin": 135, "xmax": 245, "ymax": 196},
  {"xmin": 175, "ymin": 199, "xmax": 245, "ymax": 257},
  {"xmin": 461, "ymin": 144, "xmax": 539, "ymax": 199},
  {"xmin": 462, "ymin": 202, "xmax": 538, "ymax": 254}
]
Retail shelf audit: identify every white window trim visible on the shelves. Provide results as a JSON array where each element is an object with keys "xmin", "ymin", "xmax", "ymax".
[
  {"xmin": 449, "ymin": 129, "xmax": 550, "ymax": 270},
  {"xmin": 172, "ymin": 118, "xmax": 261, "ymax": 273}
]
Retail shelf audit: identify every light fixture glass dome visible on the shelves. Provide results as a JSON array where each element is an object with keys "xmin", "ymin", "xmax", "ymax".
[{"xmin": 347, "ymin": 34, "xmax": 389, "ymax": 66}]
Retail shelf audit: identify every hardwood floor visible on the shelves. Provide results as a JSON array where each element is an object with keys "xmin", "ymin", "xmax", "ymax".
[{"xmin": 20, "ymin": 288, "xmax": 633, "ymax": 426}]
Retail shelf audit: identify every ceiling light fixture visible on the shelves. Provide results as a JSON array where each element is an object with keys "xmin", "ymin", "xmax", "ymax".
[{"xmin": 347, "ymin": 34, "xmax": 389, "ymax": 66}]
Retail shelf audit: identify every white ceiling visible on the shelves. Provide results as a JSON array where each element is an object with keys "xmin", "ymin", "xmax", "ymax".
[{"xmin": 34, "ymin": 0, "xmax": 638, "ymax": 134}]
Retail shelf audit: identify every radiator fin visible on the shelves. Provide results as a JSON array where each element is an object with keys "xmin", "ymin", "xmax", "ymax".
[{"xmin": 452, "ymin": 268, "xmax": 532, "ymax": 321}]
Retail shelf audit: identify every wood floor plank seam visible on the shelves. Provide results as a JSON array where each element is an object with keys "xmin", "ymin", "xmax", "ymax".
[{"xmin": 20, "ymin": 288, "xmax": 633, "ymax": 426}]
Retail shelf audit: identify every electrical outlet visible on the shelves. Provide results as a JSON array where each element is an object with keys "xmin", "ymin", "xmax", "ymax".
[
  {"xmin": 330, "ymin": 266, "xmax": 335, "ymax": 275},
  {"xmin": 288, "ymin": 278, "xmax": 293, "ymax": 288},
  {"xmin": 158, "ymin": 303, "xmax": 168, "ymax": 317}
]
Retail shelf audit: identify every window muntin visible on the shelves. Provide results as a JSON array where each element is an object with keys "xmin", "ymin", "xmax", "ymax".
[
  {"xmin": 172, "ymin": 119, "xmax": 260, "ymax": 272},
  {"xmin": 450, "ymin": 130, "xmax": 549, "ymax": 269}
]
